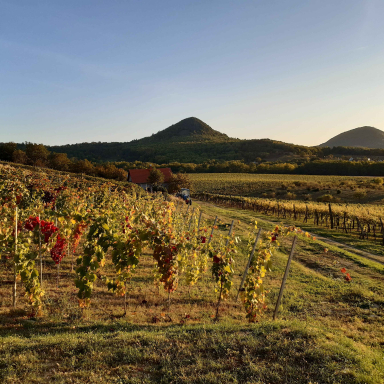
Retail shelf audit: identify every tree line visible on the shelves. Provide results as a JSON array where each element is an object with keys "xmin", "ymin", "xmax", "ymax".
[
  {"xmin": 0, "ymin": 142, "xmax": 127, "ymax": 181},
  {"xmin": 115, "ymin": 159, "xmax": 384, "ymax": 176},
  {"xmin": 45, "ymin": 138, "xmax": 384, "ymax": 164},
  {"xmin": 4, "ymin": 141, "xmax": 384, "ymax": 178}
]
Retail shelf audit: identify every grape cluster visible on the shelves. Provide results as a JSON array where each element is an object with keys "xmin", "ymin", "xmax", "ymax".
[
  {"xmin": 24, "ymin": 216, "xmax": 40, "ymax": 231},
  {"xmin": 40, "ymin": 221, "xmax": 58, "ymax": 243},
  {"xmin": 50, "ymin": 235, "xmax": 66, "ymax": 264},
  {"xmin": 153, "ymin": 244, "xmax": 180, "ymax": 292},
  {"xmin": 24, "ymin": 216, "xmax": 58, "ymax": 243}
]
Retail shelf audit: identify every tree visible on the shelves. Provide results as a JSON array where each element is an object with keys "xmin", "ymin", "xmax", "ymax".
[
  {"xmin": 49, "ymin": 152, "xmax": 71, "ymax": 171},
  {"xmin": 95, "ymin": 163, "xmax": 127, "ymax": 181},
  {"xmin": 12, "ymin": 149, "xmax": 28, "ymax": 164},
  {"xmin": 71, "ymin": 159, "xmax": 95, "ymax": 175},
  {"xmin": 25, "ymin": 143, "xmax": 50, "ymax": 166},
  {"xmin": 168, "ymin": 173, "xmax": 192, "ymax": 194},
  {"xmin": 0, "ymin": 142, "xmax": 17, "ymax": 161},
  {"xmin": 147, "ymin": 168, "xmax": 164, "ymax": 186}
]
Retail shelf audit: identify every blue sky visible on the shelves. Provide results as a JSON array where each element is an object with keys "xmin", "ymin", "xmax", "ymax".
[{"xmin": 1, "ymin": 0, "xmax": 384, "ymax": 146}]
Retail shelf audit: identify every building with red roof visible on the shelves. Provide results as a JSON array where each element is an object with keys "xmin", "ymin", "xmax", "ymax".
[{"xmin": 128, "ymin": 168, "xmax": 172, "ymax": 191}]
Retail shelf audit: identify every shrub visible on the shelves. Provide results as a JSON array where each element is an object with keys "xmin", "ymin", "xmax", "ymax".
[
  {"xmin": 373, "ymin": 178, "xmax": 384, "ymax": 185},
  {"xmin": 286, "ymin": 192, "xmax": 297, "ymax": 200},
  {"xmin": 317, "ymin": 194, "xmax": 333, "ymax": 202},
  {"xmin": 153, "ymin": 185, "xmax": 168, "ymax": 196},
  {"xmin": 336, "ymin": 189, "xmax": 341, "ymax": 194},
  {"xmin": 168, "ymin": 173, "xmax": 192, "ymax": 194},
  {"xmin": 353, "ymin": 190, "xmax": 367, "ymax": 201}
]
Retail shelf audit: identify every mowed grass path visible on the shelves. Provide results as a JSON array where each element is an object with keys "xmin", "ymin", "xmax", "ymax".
[{"xmin": 1, "ymin": 201, "xmax": 384, "ymax": 383}]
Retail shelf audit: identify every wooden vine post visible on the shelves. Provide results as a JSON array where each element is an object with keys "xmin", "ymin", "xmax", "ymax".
[
  {"xmin": 197, "ymin": 211, "xmax": 203, "ymax": 230},
  {"xmin": 273, "ymin": 236, "xmax": 298, "ymax": 320},
  {"xmin": 225, "ymin": 220, "xmax": 235, "ymax": 246},
  {"xmin": 328, "ymin": 203, "xmax": 334, "ymax": 229},
  {"xmin": 208, "ymin": 216, "xmax": 218, "ymax": 244},
  {"xmin": 235, "ymin": 228, "xmax": 262, "ymax": 302}
]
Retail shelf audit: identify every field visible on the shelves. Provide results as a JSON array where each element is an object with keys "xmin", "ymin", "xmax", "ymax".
[
  {"xmin": 190, "ymin": 173, "xmax": 384, "ymax": 204},
  {"xmin": 1, "ymin": 165, "xmax": 384, "ymax": 383}
]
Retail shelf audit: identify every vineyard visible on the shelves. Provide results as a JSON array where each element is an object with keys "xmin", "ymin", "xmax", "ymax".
[
  {"xmin": 195, "ymin": 193, "xmax": 384, "ymax": 255},
  {"xmin": 0, "ymin": 164, "xmax": 291, "ymax": 322},
  {"xmin": 1, "ymin": 164, "xmax": 384, "ymax": 383},
  {"xmin": 190, "ymin": 173, "xmax": 384, "ymax": 204}
]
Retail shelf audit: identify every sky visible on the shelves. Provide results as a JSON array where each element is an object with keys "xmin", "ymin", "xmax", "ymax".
[{"xmin": 1, "ymin": 0, "xmax": 384, "ymax": 147}]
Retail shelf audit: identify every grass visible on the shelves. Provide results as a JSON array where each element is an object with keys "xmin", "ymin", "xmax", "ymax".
[
  {"xmin": 199, "ymin": 198, "xmax": 384, "ymax": 258},
  {"xmin": 1, "ymin": 202, "xmax": 384, "ymax": 383}
]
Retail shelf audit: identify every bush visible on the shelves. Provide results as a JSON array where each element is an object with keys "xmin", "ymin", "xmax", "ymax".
[
  {"xmin": 168, "ymin": 173, "xmax": 192, "ymax": 194},
  {"xmin": 336, "ymin": 189, "xmax": 341, "ymax": 194},
  {"xmin": 286, "ymin": 192, "xmax": 297, "ymax": 200},
  {"xmin": 353, "ymin": 190, "xmax": 366, "ymax": 201},
  {"xmin": 153, "ymin": 185, "xmax": 168, "ymax": 196},
  {"xmin": 317, "ymin": 194, "xmax": 333, "ymax": 202},
  {"xmin": 373, "ymin": 178, "xmax": 383, "ymax": 185}
]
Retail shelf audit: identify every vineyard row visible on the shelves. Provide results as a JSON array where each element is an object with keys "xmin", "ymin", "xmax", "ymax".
[
  {"xmin": 1, "ymin": 164, "xmax": 299, "ymax": 322},
  {"xmin": 194, "ymin": 193, "xmax": 384, "ymax": 243}
]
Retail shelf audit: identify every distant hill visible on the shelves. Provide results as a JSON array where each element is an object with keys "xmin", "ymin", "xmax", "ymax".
[
  {"xmin": 44, "ymin": 119, "xmax": 384, "ymax": 163},
  {"xmin": 320, "ymin": 126, "xmax": 384, "ymax": 148},
  {"xmin": 135, "ymin": 117, "xmax": 232, "ymax": 144},
  {"xmin": 47, "ymin": 117, "xmax": 305, "ymax": 163}
]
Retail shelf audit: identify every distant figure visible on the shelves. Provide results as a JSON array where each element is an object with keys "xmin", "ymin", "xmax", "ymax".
[{"xmin": 189, "ymin": 198, "xmax": 192, "ymax": 205}]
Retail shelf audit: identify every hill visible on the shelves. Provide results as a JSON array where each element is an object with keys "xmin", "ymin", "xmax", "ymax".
[
  {"xmin": 47, "ymin": 117, "xmax": 310, "ymax": 163},
  {"xmin": 135, "ymin": 117, "xmax": 232, "ymax": 144},
  {"xmin": 320, "ymin": 126, "xmax": 384, "ymax": 148},
  {"xmin": 25, "ymin": 119, "xmax": 384, "ymax": 163}
]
